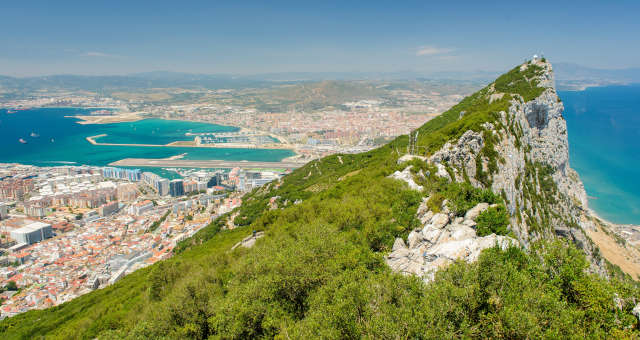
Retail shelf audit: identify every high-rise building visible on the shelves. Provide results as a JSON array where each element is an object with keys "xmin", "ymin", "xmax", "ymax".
[
  {"xmin": 0, "ymin": 202, "xmax": 8, "ymax": 220},
  {"xmin": 10, "ymin": 222, "xmax": 53, "ymax": 245},
  {"xmin": 102, "ymin": 167, "xmax": 141, "ymax": 182},
  {"xmin": 99, "ymin": 201, "xmax": 119, "ymax": 216},
  {"xmin": 116, "ymin": 183, "xmax": 138, "ymax": 202},
  {"xmin": 129, "ymin": 200, "xmax": 154, "ymax": 215},
  {"xmin": 169, "ymin": 179, "xmax": 184, "ymax": 197},
  {"xmin": 158, "ymin": 179, "xmax": 170, "ymax": 196},
  {"xmin": 142, "ymin": 172, "xmax": 170, "ymax": 196}
]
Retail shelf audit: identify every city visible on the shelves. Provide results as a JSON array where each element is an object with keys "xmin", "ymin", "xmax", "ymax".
[{"xmin": 0, "ymin": 163, "xmax": 281, "ymax": 317}]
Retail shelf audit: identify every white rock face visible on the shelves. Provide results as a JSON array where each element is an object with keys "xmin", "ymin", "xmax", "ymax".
[
  {"xmin": 388, "ymin": 166, "xmax": 424, "ymax": 191},
  {"xmin": 429, "ymin": 130, "xmax": 483, "ymax": 184},
  {"xmin": 386, "ymin": 204, "xmax": 515, "ymax": 282},
  {"xmin": 633, "ymin": 303, "xmax": 640, "ymax": 322},
  {"xmin": 430, "ymin": 213, "xmax": 450, "ymax": 229},
  {"xmin": 464, "ymin": 203, "xmax": 489, "ymax": 221},
  {"xmin": 435, "ymin": 163, "xmax": 449, "ymax": 179}
]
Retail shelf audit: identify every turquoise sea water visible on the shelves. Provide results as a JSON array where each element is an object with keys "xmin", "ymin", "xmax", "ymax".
[
  {"xmin": 560, "ymin": 85, "xmax": 640, "ymax": 225},
  {"xmin": 0, "ymin": 107, "xmax": 293, "ymax": 168}
]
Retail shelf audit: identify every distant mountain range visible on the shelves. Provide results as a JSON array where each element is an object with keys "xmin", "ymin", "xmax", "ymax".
[
  {"xmin": 1, "ymin": 62, "xmax": 639, "ymax": 92},
  {"xmin": 553, "ymin": 62, "xmax": 640, "ymax": 82}
]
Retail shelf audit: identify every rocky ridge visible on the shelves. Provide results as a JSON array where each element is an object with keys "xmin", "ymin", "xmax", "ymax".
[{"xmin": 388, "ymin": 58, "xmax": 639, "ymax": 279}]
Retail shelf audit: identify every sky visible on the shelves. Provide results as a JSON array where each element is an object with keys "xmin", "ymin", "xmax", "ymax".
[{"xmin": 1, "ymin": 0, "xmax": 639, "ymax": 77}]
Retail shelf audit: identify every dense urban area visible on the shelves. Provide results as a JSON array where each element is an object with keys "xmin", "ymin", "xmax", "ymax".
[{"xmin": 0, "ymin": 163, "xmax": 285, "ymax": 317}]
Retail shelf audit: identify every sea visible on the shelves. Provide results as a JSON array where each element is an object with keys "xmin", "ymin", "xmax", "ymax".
[
  {"xmin": 0, "ymin": 107, "xmax": 293, "ymax": 175},
  {"xmin": 560, "ymin": 84, "xmax": 640, "ymax": 225}
]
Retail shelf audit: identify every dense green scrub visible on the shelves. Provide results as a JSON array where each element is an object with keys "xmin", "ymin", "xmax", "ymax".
[{"xmin": 2, "ymin": 62, "xmax": 639, "ymax": 339}]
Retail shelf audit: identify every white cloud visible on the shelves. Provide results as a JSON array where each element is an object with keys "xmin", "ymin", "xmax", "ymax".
[
  {"xmin": 80, "ymin": 51, "xmax": 120, "ymax": 58},
  {"xmin": 416, "ymin": 46, "xmax": 454, "ymax": 56}
]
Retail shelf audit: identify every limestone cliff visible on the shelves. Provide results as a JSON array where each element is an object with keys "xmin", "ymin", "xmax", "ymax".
[{"xmin": 389, "ymin": 59, "xmax": 639, "ymax": 278}]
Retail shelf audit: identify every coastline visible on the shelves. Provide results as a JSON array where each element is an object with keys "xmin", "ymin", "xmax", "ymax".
[{"xmin": 586, "ymin": 206, "xmax": 639, "ymax": 230}]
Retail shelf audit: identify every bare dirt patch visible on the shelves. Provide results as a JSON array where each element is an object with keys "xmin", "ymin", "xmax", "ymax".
[{"xmin": 586, "ymin": 226, "xmax": 640, "ymax": 279}]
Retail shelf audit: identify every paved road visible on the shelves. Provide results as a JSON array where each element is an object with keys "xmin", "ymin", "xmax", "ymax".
[
  {"xmin": 87, "ymin": 134, "xmax": 292, "ymax": 150},
  {"xmin": 109, "ymin": 158, "xmax": 306, "ymax": 169}
]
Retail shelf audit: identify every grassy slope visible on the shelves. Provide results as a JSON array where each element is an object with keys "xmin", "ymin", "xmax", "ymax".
[{"xmin": 2, "ymin": 61, "xmax": 639, "ymax": 339}]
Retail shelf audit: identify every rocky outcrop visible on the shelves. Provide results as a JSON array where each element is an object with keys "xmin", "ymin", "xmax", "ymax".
[
  {"xmin": 633, "ymin": 303, "xmax": 640, "ymax": 322},
  {"xmin": 388, "ymin": 166, "xmax": 424, "ymax": 191},
  {"xmin": 386, "ymin": 199, "xmax": 515, "ymax": 282},
  {"xmin": 430, "ymin": 130, "xmax": 483, "ymax": 177}
]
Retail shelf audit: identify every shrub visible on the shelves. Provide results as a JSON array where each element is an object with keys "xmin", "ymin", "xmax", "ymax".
[
  {"xmin": 476, "ymin": 205, "xmax": 510, "ymax": 236},
  {"xmin": 444, "ymin": 182, "xmax": 500, "ymax": 216},
  {"xmin": 427, "ymin": 193, "xmax": 445, "ymax": 213}
]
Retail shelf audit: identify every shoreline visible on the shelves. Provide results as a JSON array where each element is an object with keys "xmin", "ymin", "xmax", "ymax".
[{"xmin": 586, "ymin": 206, "xmax": 639, "ymax": 229}]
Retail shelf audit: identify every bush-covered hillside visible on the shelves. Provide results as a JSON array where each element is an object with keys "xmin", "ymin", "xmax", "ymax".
[{"xmin": 1, "ymin": 61, "xmax": 639, "ymax": 339}]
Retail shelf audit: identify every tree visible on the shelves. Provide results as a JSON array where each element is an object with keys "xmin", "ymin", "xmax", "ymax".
[{"xmin": 5, "ymin": 281, "xmax": 17, "ymax": 291}]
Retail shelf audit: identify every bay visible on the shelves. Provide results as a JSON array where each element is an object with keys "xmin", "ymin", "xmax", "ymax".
[{"xmin": 0, "ymin": 107, "xmax": 293, "ymax": 168}]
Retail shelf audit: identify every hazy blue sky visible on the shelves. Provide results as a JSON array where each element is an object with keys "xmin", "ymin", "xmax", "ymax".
[{"xmin": 1, "ymin": 1, "xmax": 639, "ymax": 76}]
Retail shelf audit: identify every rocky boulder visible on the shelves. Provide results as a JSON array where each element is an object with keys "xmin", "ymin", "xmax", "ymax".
[
  {"xmin": 464, "ymin": 203, "xmax": 489, "ymax": 221},
  {"xmin": 388, "ymin": 166, "xmax": 424, "ymax": 191},
  {"xmin": 386, "ymin": 202, "xmax": 515, "ymax": 282}
]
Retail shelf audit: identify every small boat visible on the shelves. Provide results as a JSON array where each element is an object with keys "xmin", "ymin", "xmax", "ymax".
[
  {"xmin": 7, "ymin": 110, "xmax": 17, "ymax": 114},
  {"xmin": 50, "ymin": 138, "xmax": 55, "ymax": 143},
  {"xmin": 30, "ymin": 132, "xmax": 40, "ymax": 138},
  {"xmin": 19, "ymin": 138, "xmax": 27, "ymax": 144}
]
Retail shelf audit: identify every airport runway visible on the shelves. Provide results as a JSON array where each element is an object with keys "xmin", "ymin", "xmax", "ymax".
[{"xmin": 109, "ymin": 158, "xmax": 306, "ymax": 169}]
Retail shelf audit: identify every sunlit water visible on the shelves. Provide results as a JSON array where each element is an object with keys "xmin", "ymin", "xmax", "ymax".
[
  {"xmin": 0, "ymin": 107, "xmax": 293, "ymax": 168},
  {"xmin": 561, "ymin": 85, "xmax": 640, "ymax": 224}
]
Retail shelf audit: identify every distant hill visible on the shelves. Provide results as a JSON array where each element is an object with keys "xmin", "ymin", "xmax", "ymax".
[
  {"xmin": 3, "ymin": 62, "xmax": 639, "ymax": 94},
  {"xmin": 0, "ymin": 73, "xmax": 273, "ymax": 92},
  {"xmin": 554, "ymin": 62, "xmax": 640, "ymax": 89}
]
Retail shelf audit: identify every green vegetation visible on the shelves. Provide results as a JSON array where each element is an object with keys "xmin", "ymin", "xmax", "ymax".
[
  {"xmin": 414, "ymin": 88, "xmax": 511, "ymax": 156},
  {"xmin": 5, "ymin": 281, "xmax": 17, "ymax": 291},
  {"xmin": 520, "ymin": 160, "xmax": 560, "ymax": 234},
  {"xmin": 2, "ymin": 61, "xmax": 638, "ymax": 339},
  {"xmin": 148, "ymin": 210, "xmax": 170, "ymax": 233},
  {"xmin": 476, "ymin": 205, "xmax": 510, "ymax": 236},
  {"xmin": 426, "ymin": 192, "xmax": 445, "ymax": 213},
  {"xmin": 494, "ymin": 63, "xmax": 546, "ymax": 101}
]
